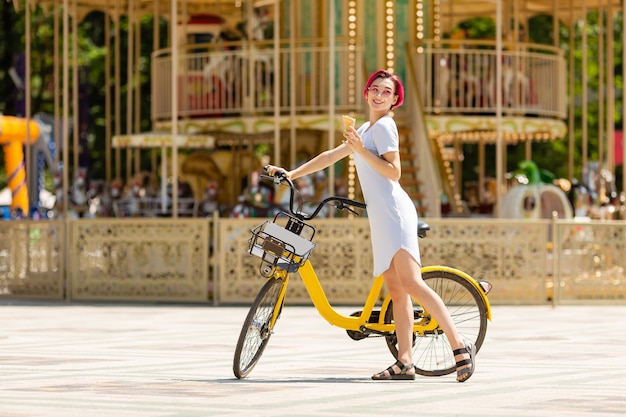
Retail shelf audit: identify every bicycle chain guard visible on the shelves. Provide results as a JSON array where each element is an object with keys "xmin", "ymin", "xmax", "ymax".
[{"xmin": 346, "ymin": 310, "xmax": 384, "ymax": 340}]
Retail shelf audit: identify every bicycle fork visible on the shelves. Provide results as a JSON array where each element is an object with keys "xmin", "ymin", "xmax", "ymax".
[{"xmin": 268, "ymin": 273, "xmax": 290, "ymax": 331}]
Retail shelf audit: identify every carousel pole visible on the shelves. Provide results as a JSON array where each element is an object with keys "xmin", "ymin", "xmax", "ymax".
[
  {"xmin": 105, "ymin": 0, "xmax": 111, "ymax": 184},
  {"xmin": 246, "ymin": 0, "xmax": 253, "ymax": 115},
  {"xmin": 171, "ymin": 0, "xmax": 179, "ymax": 218},
  {"xmin": 606, "ymin": 0, "xmax": 614, "ymax": 176},
  {"xmin": 328, "ymin": 0, "xmax": 336, "ymax": 201},
  {"xmin": 125, "ymin": 0, "xmax": 134, "ymax": 185},
  {"xmin": 521, "ymin": 0, "xmax": 532, "ymax": 160},
  {"xmin": 62, "ymin": 0, "xmax": 69, "ymax": 220},
  {"xmin": 159, "ymin": 0, "xmax": 167, "ymax": 215},
  {"xmin": 553, "ymin": 0, "xmax": 559, "ymax": 52},
  {"xmin": 582, "ymin": 0, "xmax": 588, "ymax": 170},
  {"xmin": 568, "ymin": 0, "xmax": 575, "ymax": 182},
  {"xmin": 134, "ymin": 5, "xmax": 141, "ymax": 175},
  {"xmin": 152, "ymin": 0, "xmax": 160, "ymax": 176},
  {"xmin": 24, "ymin": 0, "xmax": 31, "ymax": 217},
  {"xmin": 115, "ymin": 0, "xmax": 121, "ymax": 181},
  {"xmin": 495, "ymin": 0, "xmax": 503, "ymax": 217},
  {"xmin": 72, "ymin": 0, "xmax": 78, "ymax": 176},
  {"xmin": 54, "ymin": 0, "xmax": 60, "ymax": 169},
  {"xmin": 62, "ymin": 0, "xmax": 70, "ymax": 300},
  {"xmin": 288, "ymin": 0, "xmax": 295, "ymax": 168},
  {"xmin": 273, "ymin": 0, "xmax": 280, "ymax": 168},
  {"xmin": 623, "ymin": 0, "xmax": 626, "ymax": 191},
  {"xmin": 598, "ymin": 0, "xmax": 604, "ymax": 172}
]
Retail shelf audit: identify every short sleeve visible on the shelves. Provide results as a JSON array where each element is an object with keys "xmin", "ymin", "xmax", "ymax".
[{"xmin": 370, "ymin": 117, "xmax": 399, "ymax": 156}]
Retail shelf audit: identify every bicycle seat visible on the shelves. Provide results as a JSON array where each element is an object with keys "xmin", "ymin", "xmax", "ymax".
[{"xmin": 418, "ymin": 221, "xmax": 430, "ymax": 238}]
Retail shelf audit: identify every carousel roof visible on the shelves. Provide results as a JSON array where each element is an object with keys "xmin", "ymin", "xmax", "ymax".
[
  {"xmin": 11, "ymin": 0, "xmax": 624, "ymax": 24},
  {"xmin": 111, "ymin": 132, "xmax": 215, "ymax": 148},
  {"xmin": 15, "ymin": 0, "xmax": 245, "ymax": 22},
  {"xmin": 427, "ymin": 116, "xmax": 567, "ymax": 145},
  {"xmin": 439, "ymin": 0, "xmax": 624, "ymax": 31}
]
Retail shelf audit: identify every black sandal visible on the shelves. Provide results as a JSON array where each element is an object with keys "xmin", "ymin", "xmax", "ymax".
[
  {"xmin": 371, "ymin": 360, "xmax": 415, "ymax": 380},
  {"xmin": 454, "ymin": 342, "xmax": 476, "ymax": 383}
]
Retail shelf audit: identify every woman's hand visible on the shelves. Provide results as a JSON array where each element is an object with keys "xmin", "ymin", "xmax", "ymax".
[
  {"xmin": 264, "ymin": 164, "xmax": 291, "ymax": 179},
  {"xmin": 342, "ymin": 127, "xmax": 365, "ymax": 154}
]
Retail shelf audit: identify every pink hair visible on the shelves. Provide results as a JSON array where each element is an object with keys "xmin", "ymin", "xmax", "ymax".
[{"xmin": 362, "ymin": 69, "xmax": 405, "ymax": 109}]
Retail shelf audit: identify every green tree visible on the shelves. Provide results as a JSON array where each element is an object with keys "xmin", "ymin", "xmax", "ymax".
[
  {"xmin": 1, "ymin": 3, "xmax": 168, "ymax": 187},
  {"xmin": 455, "ymin": 12, "xmax": 624, "ymax": 192}
]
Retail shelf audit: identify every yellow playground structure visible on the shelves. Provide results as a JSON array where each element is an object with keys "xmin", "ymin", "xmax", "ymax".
[{"xmin": 0, "ymin": 116, "xmax": 41, "ymax": 214}]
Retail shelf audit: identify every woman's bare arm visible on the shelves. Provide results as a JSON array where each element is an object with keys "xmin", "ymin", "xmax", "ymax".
[{"xmin": 266, "ymin": 143, "xmax": 352, "ymax": 180}]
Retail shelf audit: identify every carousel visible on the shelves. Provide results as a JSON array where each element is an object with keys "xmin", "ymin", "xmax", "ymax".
[{"xmin": 2, "ymin": 0, "xmax": 625, "ymax": 220}]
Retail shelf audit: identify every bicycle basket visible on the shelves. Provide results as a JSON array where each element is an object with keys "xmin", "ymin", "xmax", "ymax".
[{"xmin": 248, "ymin": 219, "xmax": 316, "ymax": 276}]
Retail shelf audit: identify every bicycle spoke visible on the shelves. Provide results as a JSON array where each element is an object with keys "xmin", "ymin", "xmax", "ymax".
[{"xmin": 233, "ymin": 278, "xmax": 285, "ymax": 379}]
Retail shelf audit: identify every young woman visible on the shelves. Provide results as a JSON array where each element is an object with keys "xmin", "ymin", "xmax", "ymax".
[{"xmin": 265, "ymin": 69, "xmax": 476, "ymax": 382}]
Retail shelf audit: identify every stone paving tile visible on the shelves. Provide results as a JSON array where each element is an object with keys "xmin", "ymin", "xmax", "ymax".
[{"xmin": 1, "ymin": 302, "xmax": 625, "ymax": 417}]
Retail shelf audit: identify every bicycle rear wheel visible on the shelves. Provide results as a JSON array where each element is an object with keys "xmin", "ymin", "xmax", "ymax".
[
  {"xmin": 233, "ymin": 277, "xmax": 286, "ymax": 379},
  {"xmin": 384, "ymin": 269, "xmax": 488, "ymax": 376}
]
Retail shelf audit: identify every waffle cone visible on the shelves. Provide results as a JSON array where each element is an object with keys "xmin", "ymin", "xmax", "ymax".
[{"xmin": 342, "ymin": 115, "xmax": 355, "ymax": 130}]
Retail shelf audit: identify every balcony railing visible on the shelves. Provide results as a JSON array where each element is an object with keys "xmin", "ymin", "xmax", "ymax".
[
  {"xmin": 151, "ymin": 38, "xmax": 365, "ymax": 121},
  {"xmin": 152, "ymin": 38, "xmax": 567, "ymax": 122},
  {"xmin": 413, "ymin": 40, "xmax": 567, "ymax": 119}
]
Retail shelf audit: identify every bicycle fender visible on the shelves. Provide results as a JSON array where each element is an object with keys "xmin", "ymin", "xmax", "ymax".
[{"xmin": 421, "ymin": 265, "xmax": 492, "ymax": 320}]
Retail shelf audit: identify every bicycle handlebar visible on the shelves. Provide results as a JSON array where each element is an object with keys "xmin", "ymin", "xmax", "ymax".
[{"xmin": 262, "ymin": 166, "xmax": 366, "ymax": 221}]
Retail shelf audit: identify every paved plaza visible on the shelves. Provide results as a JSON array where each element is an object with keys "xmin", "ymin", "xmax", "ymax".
[{"xmin": 1, "ymin": 301, "xmax": 625, "ymax": 417}]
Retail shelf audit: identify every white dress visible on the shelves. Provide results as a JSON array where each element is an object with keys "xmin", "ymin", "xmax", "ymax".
[{"xmin": 353, "ymin": 115, "xmax": 421, "ymax": 276}]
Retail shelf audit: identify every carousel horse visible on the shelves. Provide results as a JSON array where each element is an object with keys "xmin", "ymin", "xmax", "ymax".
[
  {"xmin": 70, "ymin": 167, "xmax": 90, "ymax": 217},
  {"xmin": 579, "ymin": 162, "xmax": 620, "ymax": 219}
]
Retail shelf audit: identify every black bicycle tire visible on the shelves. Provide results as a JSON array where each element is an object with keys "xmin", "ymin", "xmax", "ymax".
[
  {"xmin": 383, "ymin": 269, "xmax": 488, "ymax": 377},
  {"xmin": 233, "ymin": 277, "xmax": 285, "ymax": 379}
]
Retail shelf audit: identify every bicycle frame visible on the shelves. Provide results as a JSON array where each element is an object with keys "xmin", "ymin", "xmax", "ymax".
[
  {"xmin": 291, "ymin": 260, "xmax": 492, "ymax": 335},
  {"xmin": 297, "ymin": 260, "xmax": 394, "ymax": 332}
]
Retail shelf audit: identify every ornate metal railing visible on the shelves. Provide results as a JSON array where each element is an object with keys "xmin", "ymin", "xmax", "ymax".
[
  {"xmin": 413, "ymin": 39, "xmax": 567, "ymax": 118},
  {"xmin": 151, "ymin": 38, "xmax": 365, "ymax": 121},
  {"xmin": 152, "ymin": 38, "xmax": 566, "ymax": 122},
  {"xmin": 1, "ymin": 218, "xmax": 624, "ymax": 305}
]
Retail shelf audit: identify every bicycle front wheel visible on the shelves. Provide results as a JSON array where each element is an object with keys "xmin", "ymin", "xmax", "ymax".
[
  {"xmin": 384, "ymin": 269, "xmax": 488, "ymax": 376},
  {"xmin": 233, "ymin": 277, "xmax": 286, "ymax": 379}
]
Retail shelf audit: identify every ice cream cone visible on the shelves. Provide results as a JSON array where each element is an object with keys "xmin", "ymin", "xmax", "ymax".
[{"xmin": 342, "ymin": 115, "xmax": 355, "ymax": 131}]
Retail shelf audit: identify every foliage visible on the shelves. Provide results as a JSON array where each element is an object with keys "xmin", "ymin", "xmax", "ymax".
[
  {"xmin": 0, "ymin": 3, "xmax": 624, "ymax": 193},
  {"xmin": 453, "ymin": 12, "xmax": 624, "ymax": 191},
  {"xmin": 0, "ymin": 2, "xmax": 168, "ymax": 182}
]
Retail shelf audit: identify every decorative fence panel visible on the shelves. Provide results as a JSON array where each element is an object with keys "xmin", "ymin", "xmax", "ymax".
[
  {"xmin": 68, "ymin": 219, "xmax": 210, "ymax": 302},
  {"xmin": 554, "ymin": 221, "xmax": 626, "ymax": 303},
  {"xmin": 420, "ymin": 219, "xmax": 550, "ymax": 304},
  {"xmin": 0, "ymin": 220, "xmax": 64, "ymax": 299},
  {"xmin": 1, "ymin": 218, "xmax": 624, "ymax": 305}
]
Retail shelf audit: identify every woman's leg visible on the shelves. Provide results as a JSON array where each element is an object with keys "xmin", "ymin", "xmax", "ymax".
[
  {"xmin": 387, "ymin": 250, "xmax": 473, "ymax": 381},
  {"xmin": 372, "ymin": 264, "xmax": 415, "ymax": 375},
  {"xmin": 380, "ymin": 263, "xmax": 415, "ymax": 373}
]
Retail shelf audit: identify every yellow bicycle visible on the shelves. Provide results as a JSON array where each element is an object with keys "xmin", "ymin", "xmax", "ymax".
[{"xmin": 233, "ymin": 173, "xmax": 492, "ymax": 379}]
